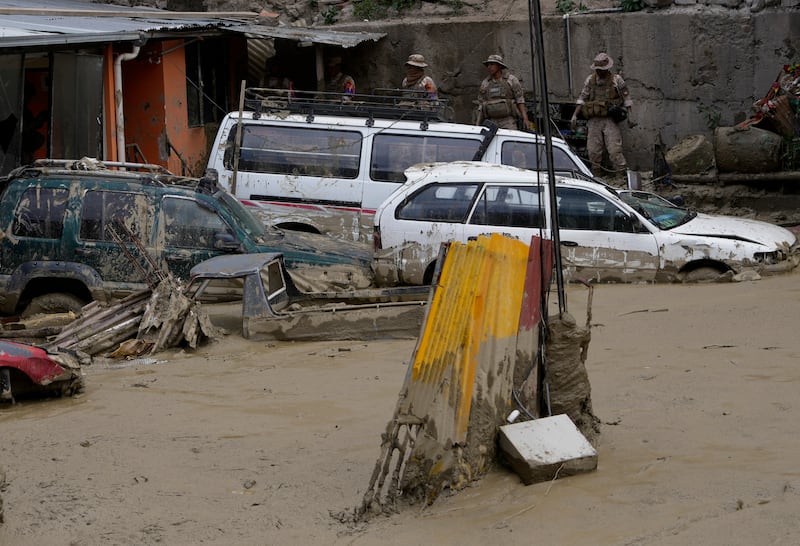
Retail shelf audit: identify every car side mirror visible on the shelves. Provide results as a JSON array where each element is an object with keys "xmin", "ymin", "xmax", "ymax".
[
  {"xmin": 214, "ymin": 232, "xmax": 241, "ymax": 252},
  {"xmin": 614, "ymin": 210, "xmax": 647, "ymax": 233},
  {"xmin": 630, "ymin": 214, "xmax": 650, "ymax": 233}
]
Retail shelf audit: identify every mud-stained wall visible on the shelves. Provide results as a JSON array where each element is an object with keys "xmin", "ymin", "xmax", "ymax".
[
  {"xmin": 335, "ymin": 9, "xmax": 798, "ymax": 170},
  {"xmin": 123, "ymin": 40, "xmax": 209, "ymax": 175}
]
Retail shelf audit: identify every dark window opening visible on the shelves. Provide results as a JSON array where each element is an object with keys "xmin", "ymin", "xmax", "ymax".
[{"xmin": 186, "ymin": 39, "xmax": 229, "ymax": 127}]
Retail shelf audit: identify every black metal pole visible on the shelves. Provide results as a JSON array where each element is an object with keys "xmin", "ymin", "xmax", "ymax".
[{"xmin": 529, "ymin": 0, "xmax": 566, "ymax": 316}]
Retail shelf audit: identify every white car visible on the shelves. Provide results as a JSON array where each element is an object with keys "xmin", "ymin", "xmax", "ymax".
[{"xmin": 372, "ymin": 162, "xmax": 800, "ymax": 285}]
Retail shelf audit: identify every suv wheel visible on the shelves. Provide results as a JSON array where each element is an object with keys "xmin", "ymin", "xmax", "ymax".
[{"xmin": 21, "ymin": 293, "xmax": 88, "ymax": 318}]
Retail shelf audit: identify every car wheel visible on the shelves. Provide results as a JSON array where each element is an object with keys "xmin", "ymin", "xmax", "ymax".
[
  {"xmin": 21, "ymin": 293, "xmax": 88, "ymax": 318},
  {"xmin": 680, "ymin": 266, "xmax": 723, "ymax": 283}
]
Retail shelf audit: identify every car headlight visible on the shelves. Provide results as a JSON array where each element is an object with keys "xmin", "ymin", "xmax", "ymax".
[{"xmin": 754, "ymin": 250, "xmax": 782, "ymax": 264}]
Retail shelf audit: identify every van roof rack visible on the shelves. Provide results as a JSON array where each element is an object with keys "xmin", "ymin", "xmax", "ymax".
[{"xmin": 243, "ymin": 87, "xmax": 453, "ymax": 125}]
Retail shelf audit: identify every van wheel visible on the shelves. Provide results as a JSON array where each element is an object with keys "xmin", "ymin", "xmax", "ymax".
[{"xmin": 21, "ymin": 293, "xmax": 88, "ymax": 318}]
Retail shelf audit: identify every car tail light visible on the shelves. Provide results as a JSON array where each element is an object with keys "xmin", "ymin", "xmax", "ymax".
[{"xmin": 373, "ymin": 227, "xmax": 383, "ymax": 251}]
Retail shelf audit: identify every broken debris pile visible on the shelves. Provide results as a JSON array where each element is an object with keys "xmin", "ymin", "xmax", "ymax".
[
  {"xmin": 746, "ymin": 63, "xmax": 800, "ymax": 141},
  {"xmin": 44, "ymin": 277, "xmax": 221, "ymax": 358},
  {"xmin": 667, "ymin": 63, "xmax": 800, "ymax": 176}
]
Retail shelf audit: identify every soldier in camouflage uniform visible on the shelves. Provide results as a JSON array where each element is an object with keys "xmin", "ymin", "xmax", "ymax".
[
  {"xmin": 571, "ymin": 52, "xmax": 633, "ymax": 181},
  {"xmin": 401, "ymin": 54, "xmax": 438, "ymax": 100},
  {"xmin": 476, "ymin": 54, "xmax": 530, "ymax": 131}
]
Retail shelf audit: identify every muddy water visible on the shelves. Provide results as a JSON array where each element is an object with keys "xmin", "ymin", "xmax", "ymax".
[{"xmin": 2, "ymin": 272, "xmax": 800, "ymax": 544}]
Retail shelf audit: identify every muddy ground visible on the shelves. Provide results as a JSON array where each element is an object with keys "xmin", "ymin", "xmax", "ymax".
[{"xmin": 2, "ymin": 269, "xmax": 800, "ymax": 544}]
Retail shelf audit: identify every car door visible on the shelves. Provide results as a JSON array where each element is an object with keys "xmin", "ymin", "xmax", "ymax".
[
  {"xmin": 76, "ymin": 188, "xmax": 154, "ymax": 297},
  {"xmin": 461, "ymin": 184, "xmax": 547, "ymax": 245},
  {"xmin": 555, "ymin": 186, "xmax": 660, "ymax": 282},
  {"xmin": 4, "ymin": 183, "xmax": 71, "ymax": 271},
  {"xmin": 490, "ymin": 136, "xmax": 594, "ymax": 178},
  {"xmin": 157, "ymin": 195, "xmax": 237, "ymax": 280}
]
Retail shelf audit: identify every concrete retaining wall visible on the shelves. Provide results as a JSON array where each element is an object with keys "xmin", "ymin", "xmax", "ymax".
[{"xmin": 338, "ymin": 8, "xmax": 799, "ymax": 169}]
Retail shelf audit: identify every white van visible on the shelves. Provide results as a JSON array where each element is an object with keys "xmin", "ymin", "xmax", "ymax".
[{"xmin": 206, "ymin": 91, "xmax": 593, "ymax": 242}]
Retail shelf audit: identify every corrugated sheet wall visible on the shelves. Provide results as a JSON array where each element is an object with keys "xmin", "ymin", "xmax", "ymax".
[{"xmin": 399, "ymin": 233, "xmax": 531, "ymax": 445}]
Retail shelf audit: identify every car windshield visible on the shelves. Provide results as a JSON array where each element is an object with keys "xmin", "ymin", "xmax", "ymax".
[
  {"xmin": 619, "ymin": 191, "xmax": 696, "ymax": 230},
  {"xmin": 214, "ymin": 191, "xmax": 266, "ymax": 237}
]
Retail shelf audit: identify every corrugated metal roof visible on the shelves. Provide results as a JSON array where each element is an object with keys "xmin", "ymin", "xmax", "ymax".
[
  {"xmin": 0, "ymin": 0, "xmax": 384, "ymax": 49},
  {"xmin": 234, "ymin": 25, "xmax": 385, "ymax": 48}
]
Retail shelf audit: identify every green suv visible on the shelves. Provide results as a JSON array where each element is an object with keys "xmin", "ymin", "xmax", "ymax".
[{"xmin": 0, "ymin": 160, "xmax": 374, "ymax": 316}]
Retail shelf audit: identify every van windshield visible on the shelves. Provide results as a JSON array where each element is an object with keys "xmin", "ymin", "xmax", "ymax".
[{"xmin": 215, "ymin": 191, "xmax": 266, "ymax": 237}]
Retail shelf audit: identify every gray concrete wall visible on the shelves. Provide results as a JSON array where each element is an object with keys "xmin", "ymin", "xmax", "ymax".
[{"xmin": 340, "ymin": 8, "xmax": 799, "ymax": 170}]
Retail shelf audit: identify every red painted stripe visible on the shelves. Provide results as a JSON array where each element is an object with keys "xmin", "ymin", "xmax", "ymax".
[{"xmin": 240, "ymin": 199, "xmax": 376, "ymax": 216}]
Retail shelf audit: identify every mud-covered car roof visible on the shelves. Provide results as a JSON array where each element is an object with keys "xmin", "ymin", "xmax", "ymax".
[{"xmin": 3, "ymin": 158, "xmax": 217, "ymax": 194}]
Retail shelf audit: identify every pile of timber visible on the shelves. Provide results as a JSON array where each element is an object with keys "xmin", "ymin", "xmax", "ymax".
[{"xmin": 43, "ymin": 279, "xmax": 221, "ymax": 358}]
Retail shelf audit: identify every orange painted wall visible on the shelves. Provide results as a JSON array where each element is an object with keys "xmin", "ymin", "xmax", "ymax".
[{"xmin": 122, "ymin": 40, "xmax": 207, "ymax": 176}]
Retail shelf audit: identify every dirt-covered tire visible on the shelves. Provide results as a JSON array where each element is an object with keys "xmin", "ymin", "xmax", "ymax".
[
  {"xmin": 21, "ymin": 293, "xmax": 88, "ymax": 318},
  {"xmin": 679, "ymin": 266, "xmax": 724, "ymax": 283}
]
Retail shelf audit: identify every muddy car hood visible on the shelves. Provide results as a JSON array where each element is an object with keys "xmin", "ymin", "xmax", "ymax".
[
  {"xmin": 257, "ymin": 228, "xmax": 374, "ymax": 266},
  {"xmin": 669, "ymin": 213, "xmax": 798, "ymax": 247}
]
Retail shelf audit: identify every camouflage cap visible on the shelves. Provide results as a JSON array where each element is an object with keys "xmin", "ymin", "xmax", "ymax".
[
  {"xmin": 405, "ymin": 54, "xmax": 428, "ymax": 68},
  {"xmin": 590, "ymin": 52, "xmax": 614, "ymax": 71},
  {"xmin": 482, "ymin": 54, "xmax": 508, "ymax": 68}
]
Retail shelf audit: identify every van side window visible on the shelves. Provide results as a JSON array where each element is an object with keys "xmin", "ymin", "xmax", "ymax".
[
  {"xmin": 371, "ymin": 134, "xmax": 482, "ymax": 182},
  {"xmin": 470, "ymin": 185, "xmax": 544, "ymax": 228},
  {"xmin": 556, "ymin": 187, "xmax": 623, "ymax": 231},
  {"xmin": 12, "ymin": 186, "xmax": 69, "ymax": 239},
  {"xmin": 501, "ymin": 141, "xmax": 581, "ymax": 173},
  {"xmin": 396, "ymin": 183, "xmax": 479, "ymax": 222},
  {"xmin": 226, "ymin": 125, "xmax": 361, "ymax": 179},
  {"xmin": 162, "ymin": 196, "xmax": 233, "ymax": 248},
  {"xmin": 80, "ymin": 190, "xmax": 150, "ymax": 242}
]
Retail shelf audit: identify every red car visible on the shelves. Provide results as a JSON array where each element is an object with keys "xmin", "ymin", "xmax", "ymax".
[{"xmin": 0, "ymin": 341, "xmax": 84, "ymax": 403}]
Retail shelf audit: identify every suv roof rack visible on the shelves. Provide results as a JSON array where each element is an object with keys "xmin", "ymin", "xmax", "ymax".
[
  {"xmin": 27, "ymin": 158, "xmax": 173, "ymax": 174},
  {"xmin": 243, "ymin": 87, "xmax": 453, "ymax": 125},
  {"xmin": 4, "ymin": 158, "xmax": 211, "ymax": 190}
]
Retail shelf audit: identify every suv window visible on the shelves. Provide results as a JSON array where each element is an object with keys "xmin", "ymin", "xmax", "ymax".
[
  {"xmin": 370, "ymin": 134, "xmax": 482, "ymax": 182},
  {"xmin": 470, "ymin": 185, "xmax": 545, "ymax": 228},
  {"xmin": 501, "ymin": 141, "xmax": 582, "ymax": 172},
  {"xmin": 229, "ymin": 125, "xmax": 362, "ymax": 178},
  {"xmin": 397, "ymin": 183, "xmax": 479, "ymax": 222},
  {"xmin": 162, "ymin": 196, "xmax": 233, "ymax": 248},
  {"xmin": 12, "ymin": 186, "xmax": 70, "ymax": 239},
  {"xmin": 80, "ymin": 190, "xmax": 150, "ymax": 242}
]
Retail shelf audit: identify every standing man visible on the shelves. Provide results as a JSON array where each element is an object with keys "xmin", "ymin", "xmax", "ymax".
[
  {"xmin": 571, "ymin": 52, "xmax": 633, "ymax": 181},
  {"xmin": 401, "ymin": 54, "xmax": 438, "ymax": 100},
  {"xmin": 324, "ymin": 56, "xmax": 356, "ymax": 97},
  {"xmin": 476, "ymin": 54, "xmax": 530, "ymax": 130}
]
